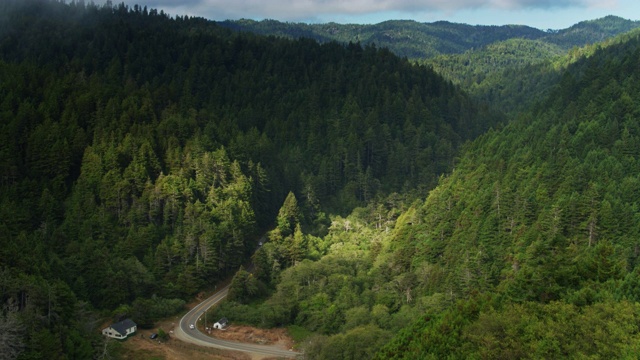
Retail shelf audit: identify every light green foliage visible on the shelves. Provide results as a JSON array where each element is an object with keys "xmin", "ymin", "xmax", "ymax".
[
  {"xmin": 426, "ymin": 26, "xmax": 640, "ymax": 116},
  {"xmin": 157, "ymin": 328, "xmax": 169, "ymax": 342},
  {"xmin": 227, "ymin": 266, "xmax": 261, "ymax": 303},
  {"xmin": 460, "ymin": 301, "xmax": 640, "ymax": 359},
  {"xmin": 277, "ymin": 192, "xmax": 301, "ymax": 237},
  {"xmin": 309, "ymin": 324, "xmax": 392, "ymax": 360},
  {"xmin": 222, "ymin": 23, "xmax": 640, "ymax": 360},
  {"xmin": 219, "ymin": 16, "xmax": 640, "ymax": 60},
  {"xmin": 373, "ymin": 26, "xmax": 640, "ymax": 359}
]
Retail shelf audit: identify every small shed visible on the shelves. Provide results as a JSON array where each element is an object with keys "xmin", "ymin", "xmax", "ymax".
[
  {"xmin": 213, "ymin": 317, "xmax": 229, "ymax": 330},
  {"xmin": 102, "ymin": 318, "xmax": 137, "ymax": 339}
]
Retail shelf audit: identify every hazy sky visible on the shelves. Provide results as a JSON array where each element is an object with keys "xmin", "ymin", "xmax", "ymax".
[{"xmin": 115, "ymin": 0, "xmax": 639, "ymax": 29}]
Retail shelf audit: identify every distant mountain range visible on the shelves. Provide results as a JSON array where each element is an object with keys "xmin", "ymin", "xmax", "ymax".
[{"xmin": 217, "ymin": 15, "xmax": 640, "ymax": 59}]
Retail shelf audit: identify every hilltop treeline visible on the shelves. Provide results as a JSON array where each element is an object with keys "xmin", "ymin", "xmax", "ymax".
[{"xmin": 219, "ymin": 15, "xmax": 640, "ymax": 59}]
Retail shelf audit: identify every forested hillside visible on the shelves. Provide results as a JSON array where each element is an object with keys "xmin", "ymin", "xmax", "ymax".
[
  {"xmin": 427, "ymin": 38, "xmax": 565, "ymax": 114},
  {"xmin": 376, "ymin": 22, "xmax": 640, "ymax": 359},
  {"xmin": 221, "ymin": 15, "xmax": 640, "ymax": 116},
  {"xmin": 0, "ymin": 1, "xmax": 497, "ymax": 358},
  {"xmin": 219, "ymin": 15, "xmax": 640, "ymax": 60},
  {"xmin": 209, "ymin": 14, "xmax": 640, "ymax": 360},
  {"xmin": 546, "ymin": 15, "xmax": 640, "ymax": 48},
  {"xmin": 4, "ymin": 1, "xmax": 640, "ymax": 359},
  {"xmin": 219, "ymin": 19, "xmax": 545, "ymax": 59},
  {"xmin": 427, "ymin": 26, "xmax": 640, "ymax": 115}
]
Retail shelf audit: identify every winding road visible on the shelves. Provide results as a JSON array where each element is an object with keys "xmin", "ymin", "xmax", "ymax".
[{"xmin": 174, "ymin": 284, "xmax": 301, "ymax": 359}]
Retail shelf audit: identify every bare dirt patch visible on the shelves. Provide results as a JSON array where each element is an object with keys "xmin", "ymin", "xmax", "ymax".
[
  {"xmin": 122, "ymin": 334, "xmax": 245, "ymax": 360},
  {"xmin": 205, "ymin": 325, "xmax": 295, "ymax": 350}
]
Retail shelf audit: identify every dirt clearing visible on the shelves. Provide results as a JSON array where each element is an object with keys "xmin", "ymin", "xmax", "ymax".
[
  {"xmin": 121, "ymin": 316, "xmax": 297, "ymax": 360},
  {"xmin": 205, "ymin": 324, "xmax": 295, "ymax": 350}
]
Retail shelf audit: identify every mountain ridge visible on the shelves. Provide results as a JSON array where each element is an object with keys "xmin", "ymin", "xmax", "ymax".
[{"xmin": 218, "ymin": 15, "xmax": 640, "ymax": 59}]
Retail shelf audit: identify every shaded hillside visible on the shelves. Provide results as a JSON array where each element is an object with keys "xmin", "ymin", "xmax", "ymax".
[
  {"xmin": 221, "ymin": 16, "xmax": 640, "ymax": 116},
  {"xmin": 221, "ymin": 16, "xmax": 640, "ymax": 117},
  {"xmin": 428, "ymin": 27, "xmax": 640, "ymax": 114},
  {"xmin": 428, "ymin": 38, "xmax": 564, "ymax": 94},
  {"xmin": 545, "ymin": 15, "xmax": 640, "ymax": 49}
]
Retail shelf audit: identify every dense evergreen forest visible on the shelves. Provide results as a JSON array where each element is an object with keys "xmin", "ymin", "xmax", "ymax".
[
  {"xmin": 219, "ymin": 19, "xmax": 545, "ymax": 59},
  {"xmin": 3, "ymin": 0, "xmax": 640, "ymax": 359},
  {"xmin": 374, "ymin": 28, "xmax": 640, "ymax": 359},
  {"xmin": 427, "ymin": 26, "xmax": 640, "ymax": 115},
  {"xmin": 0, "ymin": 0, "xmax": 497, "ymax": 358},
  {"xmin": 217, "ymin": 10, "xmax": 640, "ymax": 360},
  {"xmin": 219, "ymin": 15, "xmax": 640, "ymax": 59},
  {"xmin": 215, "ymin": 22, "xmax": 640, "ymax": 359},
  {"xmin": 222, "ymin": 15, "xmax": 640, "ymax": 116}
]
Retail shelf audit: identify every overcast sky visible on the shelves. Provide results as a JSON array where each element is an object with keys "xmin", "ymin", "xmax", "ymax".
[{"xmin": 113, "ymin": 0, "xmax": 639, "ymax": 29}]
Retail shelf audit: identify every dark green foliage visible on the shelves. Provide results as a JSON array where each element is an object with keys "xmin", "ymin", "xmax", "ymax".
[
  {"xmin": 219, "ymin": 19, "xmax": 546, "ymax": 59},
  {"xmin": 214, "ymin": 20, "xmax": 640, "ymax": 360},
  {"xmin": 426, "ymin": 38, "xmax": 565, "ymax": 114},
  {"xmin": 371, "ymin": 26, "xmax": 640, "ymax": 360},
  {"xmin": 130, "ymin": 297, "xmax": 186, "ymax": 328},
  {"xmin": 427, "ymin": 27, "xmax": 640, "ymax": 115},
  {"xmin": 2, "ymin": 0, "xmax": 492, "ymax": 214},
  {"xmin": 157, "ymin": 328, "xmax": 169, "ymax": 342},
  {"xmin": 0, "ymin": 269, "xmax": 102, "ymax": 359},
  {"xmin": 220, "ymin": 16, "xmax": 640, "ymax": 61},
  {"xmin": 5, "ymin": 1, "xmax": 640, "ymax": 359},
  {"xmin": 0, "ymin": 1, "xmax": 495, "ymax": 357},
  {"xmin": 546, "ymin": 15, "xmax": 640, "ymax": 49},
  {"xmin": 227, "ymin": 266, "xmax": 261, "ymax": 303}
]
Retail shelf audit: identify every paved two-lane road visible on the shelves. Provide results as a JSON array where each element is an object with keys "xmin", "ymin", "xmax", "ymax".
[{"xmin": 174, "ymin": 284, "xmax": 301, "ymax": 359}]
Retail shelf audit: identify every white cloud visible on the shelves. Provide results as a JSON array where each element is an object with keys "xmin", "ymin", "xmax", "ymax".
[{"xmin": 115, "ymin": 0, "xmax": 616, "ymax": 22}]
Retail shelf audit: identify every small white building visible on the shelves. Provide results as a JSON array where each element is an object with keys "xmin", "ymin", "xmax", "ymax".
[
  {"xmin": 102, "ymin": 318, "xmax": 137, "ymax": 339},
  {"xmin": 213, "ymin": 317, "xmax": 228, "ymax": 330}
]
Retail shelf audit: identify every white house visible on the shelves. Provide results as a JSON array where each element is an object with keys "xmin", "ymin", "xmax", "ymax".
[
  {"xmin": 213, "ymin": 317, "xmax": 228, "ymax": 330},
  {"xmin": 102, "ymin": 318, "xmax": 137, "ymax": 339}
]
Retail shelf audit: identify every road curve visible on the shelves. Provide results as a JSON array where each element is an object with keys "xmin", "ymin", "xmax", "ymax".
[{"xmin": 174, "ymin": 284, "xmax": 301, "ymax": 359}]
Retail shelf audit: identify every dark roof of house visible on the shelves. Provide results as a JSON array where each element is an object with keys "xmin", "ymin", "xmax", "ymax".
[
  {"xmin": 111, "ymin": 318, "xmax": 137, "ymax": 335},
  {"xmin": 217, "ymin": 317, "xmax": 228, "ymax": 325}
]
